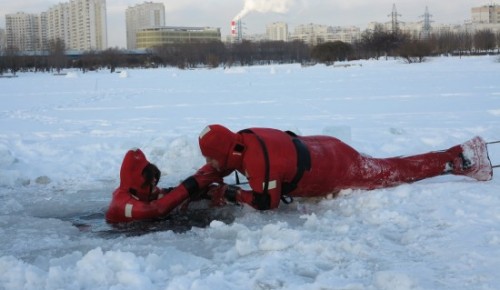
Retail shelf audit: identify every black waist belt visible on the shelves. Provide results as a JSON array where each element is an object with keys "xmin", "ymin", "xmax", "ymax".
[{"xmin": 282, "ymin": 137, "xmax": 311, "ymax": 195}]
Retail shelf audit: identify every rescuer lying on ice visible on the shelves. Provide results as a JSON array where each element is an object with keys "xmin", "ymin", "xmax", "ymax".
[
  {"xmin": 199, "ymin": 124, "xmax": 493, "ymax": 209},
  {"xmin": 105, "ymin": 148, "xmax": 221, "ymax": 223}
]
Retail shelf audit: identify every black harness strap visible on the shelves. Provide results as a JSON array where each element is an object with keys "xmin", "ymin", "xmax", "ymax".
[{"xmin": 281, "ymin": 137, "xmax": 311, "ymax": 196}]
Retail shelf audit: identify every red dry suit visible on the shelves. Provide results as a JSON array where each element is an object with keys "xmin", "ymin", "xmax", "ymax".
[
  {"xmin": 105, "ymin": 148, "xmax": 221, "ymax": 223},
  {"xmin": 199, "ymin": 125, "xmax": 492, "ymax": 210}
]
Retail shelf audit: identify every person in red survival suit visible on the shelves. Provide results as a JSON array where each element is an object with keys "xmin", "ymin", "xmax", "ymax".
[
  {"xmin": 105, "ymin": 148, "xmax": 222, "ymax": 223},
  {"xmin": 199, "ymin": 124, "xmax": 493, "ymax": 210}
]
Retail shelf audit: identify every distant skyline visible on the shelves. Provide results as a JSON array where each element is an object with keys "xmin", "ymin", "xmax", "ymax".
[{"xmin": 0, "ymin": 0, "xmax": 494, "ymax": 48}]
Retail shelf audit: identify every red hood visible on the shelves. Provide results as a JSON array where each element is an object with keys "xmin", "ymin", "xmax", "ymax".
[
  {"xmin": 119, "ymin": 148, "xmax": 150, "ymax": 200},
  {"xmin": 199, "ymin": 124, "xmax": 243, "ymax": 170}
]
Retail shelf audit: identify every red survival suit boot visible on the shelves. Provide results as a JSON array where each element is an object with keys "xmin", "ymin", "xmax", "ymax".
[{"xmin": 449, "ymin": 136, "xmax": 493, "ymax": 181}]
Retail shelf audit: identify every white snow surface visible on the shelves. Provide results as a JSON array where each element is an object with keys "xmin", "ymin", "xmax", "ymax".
[{"xmin": 1, "ymin": 56, "xmax": 500, "ymax": 290}]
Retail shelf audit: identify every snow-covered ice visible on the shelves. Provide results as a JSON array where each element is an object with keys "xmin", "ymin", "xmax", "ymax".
[{"xmin": 1, "ymin": 56, "xmax": 500, "ymax": 290}]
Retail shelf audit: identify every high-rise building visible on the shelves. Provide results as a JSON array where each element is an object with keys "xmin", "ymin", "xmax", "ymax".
[
  {"xmin": 126, "ymin": 2, "xmax": 165, "ymax": 50},
  {"xmin": 10, "ymin": 0, "xmax": 108, "ymax": 52},
  {"xmin": 46, "ymin": 3, "xmax": 71, "ymax": 48},
  {"xmin": 471, "ymin": 4, "xmax": 500, "ymax": 24},
  {"xmin": 5, "ymin": 12, "xmax": 47, "ymax": 51},
  {"xmin": 66, "ymin": 0, "xmax": 107, "ymax": 50},
  {"xmin": 0, "ymin": 28, "xmax": 6, "ymax": 50},
  {"xmin": 469, "ymin": 4, "xmax": 500, "ymax": 33},
  {"xmin": 266, "ymin": 22, "xmax": 288, "ymax": 41}
]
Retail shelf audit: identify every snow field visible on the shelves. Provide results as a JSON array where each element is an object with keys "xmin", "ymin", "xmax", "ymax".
[{"xmin": 1, "ymin": 55, "xmax": 500, "ymax": 289}]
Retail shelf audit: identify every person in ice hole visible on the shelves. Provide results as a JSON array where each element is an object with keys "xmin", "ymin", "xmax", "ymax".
[
  {"xmin": 105, "ymin": 148, "xmax": 221, "ymax": 223},
  {"xmin": 199, "ymin": 124, "xmax": 493, "ymax": 210}
]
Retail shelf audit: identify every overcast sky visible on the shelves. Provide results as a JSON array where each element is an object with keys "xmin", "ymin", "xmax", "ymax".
[{"xmin": 0, "ymin": 0, "xmax": 491, "ymax": 48}]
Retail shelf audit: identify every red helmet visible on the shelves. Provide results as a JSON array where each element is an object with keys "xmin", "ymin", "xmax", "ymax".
[
  {"xmin": 119, "ymin": 148, "xmax": 160, "ymax": 201},
  {"xmin": 198, "ymin": 124, "xmax": 243, "ymax": 170}
]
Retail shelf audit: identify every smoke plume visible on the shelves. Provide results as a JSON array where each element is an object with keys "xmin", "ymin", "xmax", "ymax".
[{"xmin": 233, "ymin": 0, "xmax": 293, "ymax": 20}]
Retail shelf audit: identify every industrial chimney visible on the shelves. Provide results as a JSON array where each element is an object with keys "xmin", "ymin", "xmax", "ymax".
[{"xmin": 230, "ymin": 19, "xmax": 243, "ymax": 42}]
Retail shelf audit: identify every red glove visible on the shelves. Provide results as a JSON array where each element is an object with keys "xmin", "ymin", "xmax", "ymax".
[
  {"xmin": 207, "ymin": 184, "xmax": 240, "ymax": 207},
  {"xmin": 208, "ymin": 185, "xmax": 228, "ymax": 207},
  {"xmin": 178, "ymin": 184, "xmax": 217, "ymax": 212},
  {"xmin": 193, "ymin": 163, "xmax": 224, "ymax": 188}
]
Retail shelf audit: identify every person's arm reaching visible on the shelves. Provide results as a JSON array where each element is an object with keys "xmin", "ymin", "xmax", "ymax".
[{"xmin": 109, "ymin": 164, "xmax": 225, "ymax": 222}]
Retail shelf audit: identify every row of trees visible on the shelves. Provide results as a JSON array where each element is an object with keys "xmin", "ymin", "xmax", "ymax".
[
  {"xmin": 312, "ymin": 26, "xmax": 500, "ymax": 64},
  {"xmin": 1, "ymin": 28, "xmax": 499, "ymax": 74},
  {"xmin": 152, "ymin": 40, "xmax": 312, "ymax": 68}
]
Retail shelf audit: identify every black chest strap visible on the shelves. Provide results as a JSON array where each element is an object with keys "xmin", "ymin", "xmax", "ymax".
[{"xmin": 281, "ymin": 136, "xmax": 311, "ymax": 196}]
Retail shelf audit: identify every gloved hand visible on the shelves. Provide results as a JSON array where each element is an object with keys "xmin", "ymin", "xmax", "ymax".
[
  {"xmin": 208, "ymin": 185, "xmax": 227, "ymax": 207},
  {"xmin": 207, "ymin": 184, "xmax": 240, "ymax": 207},
  {"xmin": 178, "ymin": 184, "xmax": 218, "ymax": 212},
  {"xmin": 193, "ymin": 163, "xmax": 224, "ymax": 188}
]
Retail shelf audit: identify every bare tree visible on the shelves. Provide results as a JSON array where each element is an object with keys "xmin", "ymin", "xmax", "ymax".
[
  {"xmin": 2, "ymin": 46, "xmax": 20, "ymax": 75},
  {"xmin": 101, "ymin": 48, "xmax": 122, "ymax": 72},
  {"xmin": 311, "ymin": 41, "xmax": 353, "ymax": 65},
  {"xmin": 397, "ymin": 38, "xmax": 432, "ymax": 63},
  {"xmin": 458, "ymin": 31, "xmax": 473, "ymax": 55},
  {"xmin": 474, "ymin": 29, "xmax": 496, "ymax": 53},
  {"xmin": 497, "ymin": 31, "xmax": 500, "ymax": 53},
  {"xmin": 0, "ymin": 48, "xmax": 5, "ymax": 75},
  {"xmin": 360, "ymin": 24, "xmax": 405, "ymax": 59},
  {"xmin": 48, "ymin": 38, "xmax": 67, "ymax": 73},
  {"xmin": 78, "ymin": 50, "xmax": 100, "ymax": 72},
  {"xmin": 288, "ymin": 40, "xmax": 310, "ymax": 64},
  {"xmin": 231, "ymin": 40, "xmax": 256, "ymax": 66},
  {"xmin": 435, "ymin": 31, "xmax": 458, "ymax": 55}
]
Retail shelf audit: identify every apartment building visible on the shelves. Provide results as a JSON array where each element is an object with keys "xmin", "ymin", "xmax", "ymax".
[
  {"xmin": 65, "ymin": 0, "xmax": 107, "ymax": 50},
  {"xmin": 5, "ymin": 12, "xmax": 47, "ymax": 51},
  {"xmin": 0, "ymin": 28, "xmax": 5, "ymax": 50},
  {"xmin": 471, "ymin": 4, "xmax": 500, "ymax": 24},
  {"xmin": 289, "ymin": 23, "xmax": 360, "ymax": 45},
  {"xmin": 329, "ymin": 26, "xmax": 361, "ymax": 43},
  {"xmin": 5, "ymin": 0, "xmax": 107, "ymax": 52},
  {"xmin": 289, "ymin": 23, "xmax": 330, "ymax": 45},
  {"xmin": 46, "ymin": 3, "xmax": 70, "ymax": 48},
  {"xmin": 266, "ymin": 22, "xmax": 288, "ymax": 41},
  {"xmin": 469, "ymin": 4, "xmax": 500, "ymax": 33},
  {"xmin": 126, "ymin": 2, "xmax": 165, "ymax": 50}
]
